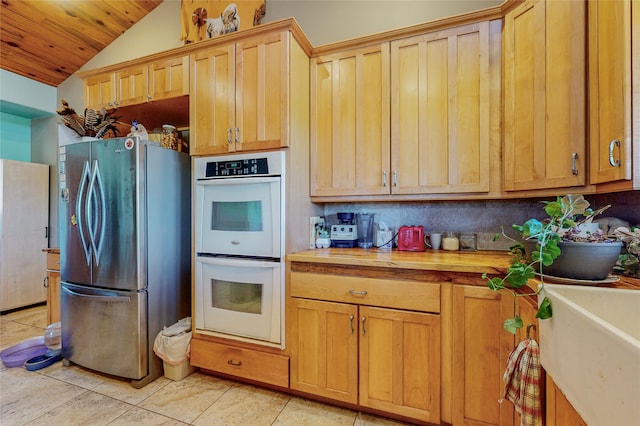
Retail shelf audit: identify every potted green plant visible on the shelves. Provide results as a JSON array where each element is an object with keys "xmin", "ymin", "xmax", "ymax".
[
  {"xmin": 613, "ymin": 226, "xmax": 640, "ymax": 278},
  {"xmin": 483, "ymin": 194, "xmax": 623, "ymax": 334}
]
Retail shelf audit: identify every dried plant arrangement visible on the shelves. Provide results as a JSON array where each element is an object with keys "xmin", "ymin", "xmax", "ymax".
[{"xmin": 56, "ymin": 99, "xmax": 119, "ymax": 138}]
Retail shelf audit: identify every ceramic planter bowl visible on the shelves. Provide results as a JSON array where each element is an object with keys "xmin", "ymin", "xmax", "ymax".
[{"xmin": 525, "ymin": 240, "xmax": 623, "ymax": 281}]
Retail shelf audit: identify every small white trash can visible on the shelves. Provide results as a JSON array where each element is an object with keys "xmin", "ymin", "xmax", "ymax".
[{"xmin": 153, "ymin": 317, "xmax": 195, "ymax": 381}]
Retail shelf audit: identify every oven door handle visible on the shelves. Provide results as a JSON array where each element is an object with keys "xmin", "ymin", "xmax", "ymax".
[
  {"xmin": 195, "ymin": 176, "xmax": 280, "ymax": 186},
  {"xmin": 196, "ymin": 256, "xmax": 280, "ymax": 269}
]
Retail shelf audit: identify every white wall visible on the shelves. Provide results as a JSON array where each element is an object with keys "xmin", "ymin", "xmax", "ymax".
[{"xmin": 265, "ymin": 0, "xmax": 502, "ymax": 46}]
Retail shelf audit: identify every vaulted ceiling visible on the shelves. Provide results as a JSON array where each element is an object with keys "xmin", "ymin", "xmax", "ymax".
[{"xmin": 1, "ymin": 0, "xmax": 163, "ymax": 87}]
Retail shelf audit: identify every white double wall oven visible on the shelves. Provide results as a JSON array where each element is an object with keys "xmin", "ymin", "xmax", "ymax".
[{"xmin": 193, "ymin": 151, "xmax": 285, "ymax": 347}]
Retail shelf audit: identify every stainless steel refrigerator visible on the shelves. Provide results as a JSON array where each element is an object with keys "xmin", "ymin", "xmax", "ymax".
[{"xmin": 58, "ymin": 136, "xmax": 190, "ymax": 388}]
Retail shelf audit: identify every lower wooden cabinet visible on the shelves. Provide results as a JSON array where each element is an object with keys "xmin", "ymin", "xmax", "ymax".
[
  {"xmin": 452, "ymin": 285, "xmax": 515, "ymax": 426},
  {"xmin": 289, "ymin": 298, "xmax": 358, "ymax": 403},
  {"xmin": 359, "ymin": 305, "xmax": 440, "ymax": 422},
  {"xmin": 190, "ymin": 338, "xmax": 289, "ymax": 388},
  {"xmin": 514, "ymin": 293, "xmax": 545, "ymax": 426},
  {"xmin": 289, "ymin": 266, "xmax": 441, "ymax": 424},
  {"xmin": 545, "ymin": 375, "xmax": 587, "ymax": 426},
  {"xmin": 44, "ymin": 251, "xmax": 61, "ymax": 325}
]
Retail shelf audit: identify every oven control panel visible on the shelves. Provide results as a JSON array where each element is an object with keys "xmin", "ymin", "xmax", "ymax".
[{"xmin": 205, "ymin": 158, "xmax": 269, "ymax": 177}]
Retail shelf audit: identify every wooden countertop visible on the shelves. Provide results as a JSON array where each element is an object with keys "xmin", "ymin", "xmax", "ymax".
[
  {"xmin": 288, "ymin": 248, "xmax": 511, "ymax": 274},
  {"xmin": 288, "ymin": 248, "xmax": 640, "ymax": 290}
]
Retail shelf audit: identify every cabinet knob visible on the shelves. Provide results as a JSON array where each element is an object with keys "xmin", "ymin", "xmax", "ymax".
[{"xmin": 227, "ymin": 359, "xmax": 242, "ymax": 367}]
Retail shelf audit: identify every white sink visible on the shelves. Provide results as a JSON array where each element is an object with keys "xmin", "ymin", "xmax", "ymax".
[{"xmin": 538, "ymin": 284, "xmax": 640, "ymax": 426}]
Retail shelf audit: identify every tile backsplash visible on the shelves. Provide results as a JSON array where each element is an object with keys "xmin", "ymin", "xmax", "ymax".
[{"xmin": 321, "ymin": 191, "xmax": 640, "ymax": 251}]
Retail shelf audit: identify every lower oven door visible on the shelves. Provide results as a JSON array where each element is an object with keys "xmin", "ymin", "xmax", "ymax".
[{"xmin": 195, "ymin": 256, "xmax": 282, "ymax": 345}]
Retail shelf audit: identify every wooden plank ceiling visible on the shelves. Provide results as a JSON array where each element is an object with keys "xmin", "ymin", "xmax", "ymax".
[{"xmin": 0, "ymin": 0, "xmax": 162, "ymax": 87}]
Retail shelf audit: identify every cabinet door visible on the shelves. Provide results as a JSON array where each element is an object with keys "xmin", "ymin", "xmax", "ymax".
[
  {"xmin": 503, "ymin": 0, "xmax": 586, "ymax": 191},
  {"xmin": 115, "ymin": 64, "xmax": 148, "ymax": 107},
  {"xmin": 310, "ymin": 44, "xmax": 390, "ymax": 196},
  {"xmin": 452, "ymin": 285, "xmax": 515, "ymax": 426},
  {"xmin": 588, "ymin": 0, "xmax": 632, "ymax": 184},
  {"xmin": 148, "ymin": 55, "xmax": 189, "ymax": 101},
  {"xmin": 84, "ymin": 72, "xmax": 115, "ymax": 110},
  {"xmin": 47, "ymin": 270, "xmax": 61, "ymax": 324},
  {"xmin": 190, "ymin": 45, "xmax": 236, "ymax": 156},
  {"xmin": 391, "ymin": 22, "xmax": 492, "ymax": 195},
  {"xmin": 289, "ymin": 298, "xmax": 358, "ymax": 404},
  {"xmin": 360, "ymin": 306, "xmax": 441, "ymax": 424},
  {"xmin": 235, "ymin": 30, "xmax": 286, "ymax": 152},
  {"xmin": 546, "ymin": 375, "xmax": 587, "ymax": 426},
  {"xmin": 514, "ymin": 295, "xmax": 544, "ymax": 426}
]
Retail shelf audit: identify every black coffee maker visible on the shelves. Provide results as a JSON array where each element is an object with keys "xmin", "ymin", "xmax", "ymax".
[{"xmin": 330, "ymin": 212, "xmax": 358, "ymax": 248}]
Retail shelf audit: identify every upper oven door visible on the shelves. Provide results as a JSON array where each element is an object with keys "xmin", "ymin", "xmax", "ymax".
[{"xmin": 195, "ymin": 176, "xmax": 281, "ymax": 258}]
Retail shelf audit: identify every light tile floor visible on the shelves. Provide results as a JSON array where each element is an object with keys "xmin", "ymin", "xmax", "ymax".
[{"xmin": 1, "ymin": 306, "xmax": 413, "ymax": 425}]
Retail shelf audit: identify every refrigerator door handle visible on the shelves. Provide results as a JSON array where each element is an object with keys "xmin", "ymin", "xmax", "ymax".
[
  {"xmin": 87, "ymin": 160, "xmax": 107, "ymax": 266},
  {"xmin": 62, "ymin": 286, "xmax": 131, "ymax": 303},
  {"xmin": 76, "ymin": 161, "xmax": 92, "ymax": 266}
]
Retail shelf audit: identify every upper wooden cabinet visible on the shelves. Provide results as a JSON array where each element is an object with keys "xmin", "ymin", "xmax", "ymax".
[
  {"xmin": 84, "ymin": 55, "xmax": 189, "ymax": 110},
  {"xmin": 588, "ymin": 0, "xmax": 633, "ymax": 186},
  {"xmin": 310, "ymin": 43, "xmax": 390, "ymax": 197},
  {"xmin": 310, "ymin": 20, "xmax": 500, "ymax": 199},
  {"xmin": 503, "ymin": 0, "xmax": 586, "ymax": 192},
  {"xmin": 391, "ymin": 21, "xmax": 496, "ymax": 195},
  {"xmin": 190, "ymin": 29, "xmax": 306, "ymax": 156}
]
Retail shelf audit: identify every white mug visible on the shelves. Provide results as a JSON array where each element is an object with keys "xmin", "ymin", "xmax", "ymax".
[{"xmin": 424, "ymin": 232, "xmax": 442, "ymax": 250}]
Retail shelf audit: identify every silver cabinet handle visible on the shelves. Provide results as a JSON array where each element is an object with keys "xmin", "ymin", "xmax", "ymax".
[
  {"xmin": 227, "ymin": 128, "xmax": 232, "ymax": 144},
  {"xmin": 382, "ymin": 171, "xmax": 387, "ymax": 187},
  {"xmin": 393, "ymin": 170, "xmax": 398, "ymax": 187},
  {"xmin": 349, "ymin": 315, "xmax": 354, "ymax": 334},
  {"xmin": 348, "ymin": 289, "xmax": 367, "ymax": 296},
  {"xmin": 235, "ymin": 127, "xmax": 240, "ymax": 143},
  {"xmin": 361, "ymin": 316, "xmax": 366, "ymax": 336},
  {"xmin": 227, "ymin": 359, "xmax": 242, "ymax": 367},
  {"xmin": 571, "ymin": 152, "xmax": 579, "ymax": 175},
  {"xmin": 43, "ymin": 276, "xmax": 49, "ymax": 288},
  {"xmin": 609, "ymin": 139, "xmax": 621, "ymax": 167}
]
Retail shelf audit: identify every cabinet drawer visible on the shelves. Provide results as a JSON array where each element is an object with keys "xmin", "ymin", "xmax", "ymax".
[
  {"xmin": 46, "ymin": 253, "xmax": 60, "ymax": 271},
  {"xmin": 190, "ymin": 338, "xmax": 289, "ymax": 388},
  {"xmin": 290, "ymin": 271, "xmax": 440, "ymax": 313}
]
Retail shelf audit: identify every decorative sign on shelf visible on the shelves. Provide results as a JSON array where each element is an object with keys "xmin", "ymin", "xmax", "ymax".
[{"xmin": 180, "ymin": 0, "xmax": 266, "ymax": 44}]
